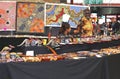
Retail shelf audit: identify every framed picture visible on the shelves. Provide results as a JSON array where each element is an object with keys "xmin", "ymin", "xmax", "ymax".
[
  {"xmin": 17, "ymin": 2, "xmax": 45, "ymax": 33},
  {"xmin": 45, "ymin": 3, "xmax": 89, "ymax": 28},
  {"xmin": 43, "ymin": 0, "xmax": 60, "ymax": 3},
  {"xmin": 0, "ymin": 1, "xmax": 16, "ymax": 31}
]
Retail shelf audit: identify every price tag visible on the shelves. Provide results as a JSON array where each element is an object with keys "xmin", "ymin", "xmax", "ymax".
[{"xmin": 26, "ymin": 50, "xmax": 34, "ymax": 56}]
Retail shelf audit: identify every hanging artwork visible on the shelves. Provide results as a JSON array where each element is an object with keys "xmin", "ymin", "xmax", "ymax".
[
  {"xmin": 17, "ymin": 2, "xmax": 45, "ymax": 33},
  {"xmin": 43, "ymin": 0, "xmax": 60, "ymax": 3},
  {"xmin": 45, "ymin": 3, "xmax": 89, "ymax": 28},
  {"xmin": 0, "ymin": 1, "xmax": 16, "ymax": 31}
]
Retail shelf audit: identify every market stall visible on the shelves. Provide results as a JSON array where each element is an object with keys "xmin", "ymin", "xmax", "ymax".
[{"xmin": 0, "ymin": 1, "xmax": 120, "ymax": 79}]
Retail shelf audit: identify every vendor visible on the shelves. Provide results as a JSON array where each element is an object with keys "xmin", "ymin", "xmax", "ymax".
[
  {"xmin": 109, "ymin": 17, "xmax": 120, "ymax": 34},
  {"xmin": 76, "ymin": 8, "xmax": 93, "ymax": 36},
  {"xmin": 58, "ymin": 22, "xmax": 71, "ymax": 36},
  {"xmin": 58, "ymin": 22, "xmax": 72, "ymax": 44}
]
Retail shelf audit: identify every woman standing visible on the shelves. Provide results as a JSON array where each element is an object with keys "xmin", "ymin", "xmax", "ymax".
[{"xmin": 58, "ymin": 22, "xmax": 71, "ymax": 44}]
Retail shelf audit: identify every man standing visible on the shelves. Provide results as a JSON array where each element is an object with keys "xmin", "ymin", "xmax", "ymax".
[
  {"xmin": 110, "ymin": 17, "xmax": 120, "ymax": 34},
  {"xmin": 81, "ymin": 8, "xmax": 93, "ymax": 36}
]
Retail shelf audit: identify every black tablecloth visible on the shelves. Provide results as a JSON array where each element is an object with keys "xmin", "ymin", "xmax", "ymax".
[
  {"xmin": 0, "ymin": 57, "xmax": 106, "ymax": 79},
  {"xmin": 0, "ymin": 37, "xmax": 120, "ymax": 55},
  {"xmin": 18, "ymin": 46, "xmax": 52, "ymax": 55},
  {"xmin": 0, "ymin": 37, "xmax": 52, "ymax": 54},
  {"xmin": 107, "ymin": 54, "xmax": 120, "ymax": 79},
  {"xmin": 0, "ymin": 37, "xmax": 120, "ymax": 79},
  {"xmin": 14, "ymin": 38, "xmax": 120, "ymax": 55},
  {"xmin": 14, "ymin": 39, "xmax": 120, "ymax": 55},
  {"xmin": 0, "ymin": 54, "xmax": 120, "ymax": 79},
  {"xmin": 54, "ymin": 39, "xmax": 120, "ymax": 54}
]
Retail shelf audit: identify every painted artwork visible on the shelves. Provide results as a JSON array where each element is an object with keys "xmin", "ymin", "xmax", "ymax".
[
  {"xmin": 17, "ymin": 2, "xmax": 45, "ymax": 33},
  {"xmin": 43, "ymin": 0, "xmax": 60, "ymax": 3},
  {"xmin": 0, "ymin": 0, "xmax": 60, "ymax": 3},
  {"xmin": 45, "ymin": 3, "xmax": 89, "ymax": 28},
  {"xmin": 0, "ymin": 1, "xmax": 16, "ymax": 31}
]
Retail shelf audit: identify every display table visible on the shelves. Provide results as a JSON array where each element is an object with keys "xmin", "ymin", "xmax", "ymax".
[
  {"xmin": 0, "ymin": 56, "xmax": 108, "ymax": 79},
  {"xmin": 0, "ymin": 37, "xmax": 120, "ymax": 79},
  {"xmin": 0, "ymin": 54, "xmax": 120, "ymax": 79},
  {"xmin": 21, "ymin": 46, "xmax": 52, "ymax": 55},
  {"xmin": 0, "ymin": 37, "xmax": 120, "ymax": 54},
  {"xmin": 9, "ymin": 39, "xmax": 120, "ymax": 55},
  {"xmin": 107, "ymin": 54, "xmax": 120, "ymax": 79},
  {"xmin": 54, "ymin": 39, "xmax": 120, "ymax": 54},
  {"xmin": 0, "ymin": 37, "xmax": 52, "ymax": 54}
]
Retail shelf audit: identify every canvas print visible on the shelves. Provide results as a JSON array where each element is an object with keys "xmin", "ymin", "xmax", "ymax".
[
  {"xmin": 43, "ymin": 0, "xmax": 60, "ymax": 3},
  {"xmin": 17, "ymin": 2, "xmax": 45, "ymax": 33},
  {"xmin": 0, "ymin": 1, "xmax": 16, "ymax": 31},
  {"xmin": 45, "ymin": 3, "xmax": 89, "ymax": 28}
]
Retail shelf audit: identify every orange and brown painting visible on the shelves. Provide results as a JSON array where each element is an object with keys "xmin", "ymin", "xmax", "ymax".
[
  {"xmin": 0, "ymin": 0, "xmax": 60, "ymax": 3},
  {"xmin": 43, "ymin": 0, "xmax": 60, "ymax": 3},
  {"xmin": 17, "ymin": 2, "xmax": 44, "ymax": 33}
]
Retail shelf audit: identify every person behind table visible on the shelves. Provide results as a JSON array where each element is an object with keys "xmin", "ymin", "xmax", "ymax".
[
  {"xmin": 79, "ymin": 8, "xmax": 93, "ymax": 36},
  {"xmin": 109, "ymin": 17, "xmax": 120, "ymax": 34},
  {"xmin": 58, "ymin": 22, "xmax": 71, "ymax": 36},
  {"xmin": 58, "ymin": 22, "xmax": 71, "ymax": 43}
]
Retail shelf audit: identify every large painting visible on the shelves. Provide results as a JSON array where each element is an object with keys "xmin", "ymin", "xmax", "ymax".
[
  {"xmin": 43, "ymin": 0, "xmax": 60, "ymax": 3},
  {"xmin": 0, "ymin": 0, "xmax": 60, "ymax": 3},
  {"xmin": 17, "ymin": 2, "xmax": 45, "ymax": 33},
  {"xmin": 45, "ymin": 3, "xmax": 89, "ymax": 28},
  {"xmin": 0, "ymin": 1, "xmax": 16, "ymax": 31}
]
